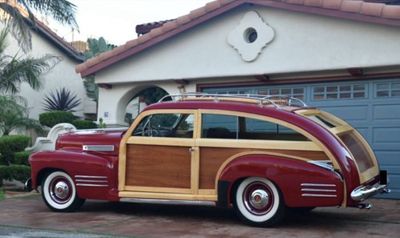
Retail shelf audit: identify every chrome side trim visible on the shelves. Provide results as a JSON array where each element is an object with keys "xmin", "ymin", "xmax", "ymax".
[
  {"xmin": 308, "ymin": 160, "xmax": 334, "ymax": 171},
  {"xmin": 76, "ymin": 183, "xmax": 109, "ymax": 187},
  {"xmin": 301, "ymin": 183, "xmax": 336, "ymax": 187},
  {"xmin": 75, "ymin": 179, "xmax": 108, "ymax": 183},
  {"xmin": 75, "ymin": 175, "xmax": 107, "ymax": 179},
  {"xmin": 82, "ymin": 145, "xmax": 115, "ymax": 152},
  {"xmin": 302, "ymin": 194, "xmax": 337, "ymax": 198},
  {"xmin": 120, "ymin": 198, "xmax": 215, "ymax": 206},
  {"xmin": 301, "ymin": 188, "xmax": 336, "ymax": 192}
]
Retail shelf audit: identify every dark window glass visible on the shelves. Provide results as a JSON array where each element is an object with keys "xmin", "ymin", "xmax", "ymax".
[
  {"xmin": 340, "ymin": 85, "xmax": 351, "ymax": 91},
  {"xmin": 392, "ymin": 90, "xmax": 400, "ymax": 97},
  {"xmin": 353, "ymin": 92, "xmax": 365, "ymax": 98},
  {"xmin": 133, "ymin": 113, "xmax": 193, "ymax": 138},
  {"xmin": 281, "ymin": 88, "xmax": 291, "ymax": 95},
  {"xmin": 240, "ymin": 118, "xmax": 309, "ymax": 141},
  {"xmin": 202, "ymin": 114, "xmax": 237, "ymax": 139},
  {"xmin": 353, "ymin": 84, "xmax": 365, "ymax": 91},
  {"xmin": 314, "ymin": 87, "xmax": 325, "ymax": 93},
  {"xmin": 340, "ymin": 92, "xmax": 351, "ymax": 99}
]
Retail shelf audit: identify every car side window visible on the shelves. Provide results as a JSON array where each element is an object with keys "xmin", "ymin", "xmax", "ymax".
[
  {"xmin": 202, "ymin": 114, "xmax": 238, "ymax": 139},
  {"xmin": 133, "ymin": 113, "xmax": 194, "ymax": 138},
  {"xmin": 201, "ymin": 113, "xmax": 308, "ymax": 141},
  {"xmin": 240, "ymin": 117, "xmax": 309, "ymax": 141}
]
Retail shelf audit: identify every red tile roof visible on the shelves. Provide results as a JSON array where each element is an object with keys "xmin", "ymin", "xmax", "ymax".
[
  {"xmin": 76, "ymin": 0, "xmax": 400, "ymax": 77},
  {"xmin": 135, "ymin": 19, "xmax": 175, "ymax": 36},
  {"xmin": 33, "ymin": 20, "xmax": 84, "ymax": 62}
]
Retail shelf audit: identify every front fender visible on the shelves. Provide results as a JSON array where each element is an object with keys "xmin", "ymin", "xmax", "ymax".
[
  {"xmin": 29, "ymin": 150, "xmax": 118, "ymax": 201},
  {"xmin": 218, "ymin": 154, "xmax": 344, "ymax": 208}
]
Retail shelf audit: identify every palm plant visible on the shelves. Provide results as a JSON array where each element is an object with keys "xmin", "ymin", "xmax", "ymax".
[
  {"xmin": 0, "ymin": 29, "xmax": 60, "ymax": 94},
  {"xmin": 0, "ymin": 0, "xmax": 78, "ymax": 52},
  {"xmin": 0, "ymin": 95, "xmax": 43, "ymax": 135},
  {"xmin": 42, "ymin": 87, "xmax": 81, "ymax": 112}
]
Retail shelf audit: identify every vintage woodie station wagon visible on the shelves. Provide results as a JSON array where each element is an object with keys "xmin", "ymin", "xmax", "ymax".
[{"xmin": 28, "ymin": 93, "xmax": 389, "ymax": 226}]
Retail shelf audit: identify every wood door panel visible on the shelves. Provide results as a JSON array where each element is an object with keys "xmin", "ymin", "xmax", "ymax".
[
  {"xmin": 126, "ymin": 144, "xmax": 191, "ymax": 188},
  {"xmin": 199, "ymin": 147, "xmax": 328, "ymax": 189}
]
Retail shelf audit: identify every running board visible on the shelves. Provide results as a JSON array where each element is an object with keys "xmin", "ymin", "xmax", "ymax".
[{"xmin": 120, "ymin": 198, "xmax": 216, "ymax": 206}]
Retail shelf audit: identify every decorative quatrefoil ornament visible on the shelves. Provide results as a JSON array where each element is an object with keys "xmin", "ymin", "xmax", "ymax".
[{"xmin": 227, "ymin": 11, "xmax": 275, "ymax": 62}]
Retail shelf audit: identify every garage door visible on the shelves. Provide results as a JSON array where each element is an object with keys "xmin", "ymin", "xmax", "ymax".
[{"xmin": 202, "ymin": 79, "xmax": 400, "ymax": 199}]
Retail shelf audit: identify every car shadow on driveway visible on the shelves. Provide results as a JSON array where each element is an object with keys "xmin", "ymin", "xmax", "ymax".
[{"xmin": 0, "ymin": 195, "xmax": 399, "ymax": 238}]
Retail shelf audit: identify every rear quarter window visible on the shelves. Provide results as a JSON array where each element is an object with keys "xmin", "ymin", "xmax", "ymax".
[{"xmin": 201, "ymin": 114, "xmax": 309, "ymax": 141}]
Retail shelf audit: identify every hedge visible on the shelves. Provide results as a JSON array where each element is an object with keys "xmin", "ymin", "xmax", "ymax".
[
  {"xmin": 0, "ymin": 135, "xmax": 31, "ymax": 165},
  {"xmin": 0, "ymin": 165, "xmax": 31, "ymax": 184},
  {"xmin": 13, "ymin": 151, "xmax": 31, "ymax": 165},
  {"xmin": 39, "ymin": 111, "xmax": 75, "ymax": 127},
  {"xmin": 72, "ymin": 119, "xmax": 98, "ymax": 129}
]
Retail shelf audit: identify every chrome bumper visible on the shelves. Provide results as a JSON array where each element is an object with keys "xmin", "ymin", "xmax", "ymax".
[{"xmin": 351, "ymin": 183, "xmax": 389, "ymax": 201}]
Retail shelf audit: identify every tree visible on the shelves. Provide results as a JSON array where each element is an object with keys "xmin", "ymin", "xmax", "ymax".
[
  {"xmin": 0, "ymin": 95, "xmax": 42, "ymax": 135},
  {"xmin": 0, "ymin": 29, "xmax": 59, "ymax": 94},
  {"xmin": 0, "ymin": 0, "xmax": 78, "ymax": 52},
  {"xmin": 83, "ymin": 37, "xmax": 116, "ymax": 102}
]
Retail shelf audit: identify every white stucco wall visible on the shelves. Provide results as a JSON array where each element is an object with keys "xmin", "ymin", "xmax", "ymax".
[
  {"xmin": 93, "ymin": 4, "xmax": 400, "ymax": 125},
  {"xmin": 95, "ymin": 5, "xmax": 400, "ymax": 84},
  {"xmin": 98, "ymin": 81, "xmax": 185, "ymax": 125},
  {"xmin": 0, "ymin": 23, "xmax": 88, "ymax": 120}
]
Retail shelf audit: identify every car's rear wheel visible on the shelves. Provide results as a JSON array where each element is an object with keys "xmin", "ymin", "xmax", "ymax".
[
  {"xmin": 234, "ymin": 177, "xmax": 285, "ymax": 226},
  {"xmin": 41, "ymin": 171, "xmax": 85, "ymax": 212}
]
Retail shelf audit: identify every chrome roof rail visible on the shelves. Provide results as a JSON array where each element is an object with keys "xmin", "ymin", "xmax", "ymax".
[{"xmin": 158, "ymin": 93, "xmax": 308, "ymax": 108}]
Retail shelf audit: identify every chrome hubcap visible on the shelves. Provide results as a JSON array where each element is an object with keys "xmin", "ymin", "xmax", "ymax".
[
  {"xmin": 249, "ymin": 189, "xmax": 269, "ymax": 209},
  {"xmin": 243, "ymin": 181, "xmax": 274, "ymax": 215},
  {"xmin": 54, "ymin": 181, "xmax": 69, "ymax": 200}
]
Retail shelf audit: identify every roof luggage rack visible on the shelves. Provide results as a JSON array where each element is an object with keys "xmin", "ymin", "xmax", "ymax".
[{"xmin": 158, "ymin": 93, "xmax": 308, "ymax": 108}]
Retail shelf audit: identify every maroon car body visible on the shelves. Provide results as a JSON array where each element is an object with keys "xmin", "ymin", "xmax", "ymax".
[{"xmin": 29, "ymin": 94, "xmax": 388, "ymax": 226}]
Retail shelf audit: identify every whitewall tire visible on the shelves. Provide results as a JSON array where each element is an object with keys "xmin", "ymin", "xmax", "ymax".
[
  {"xmin": 234, "ymin": 177, "xmax": 285, "ymax": 226},
  {"xmin": 41, "ymin": 171, "xmax": 84, "ymax": 212}
]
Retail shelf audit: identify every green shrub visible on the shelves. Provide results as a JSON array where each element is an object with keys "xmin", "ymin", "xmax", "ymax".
[
  {"xmin": 39, "ymin": 111, "xmax": 75, "ymax": 127},
  {"xmin": 0, "ymin": 165, "xmax": 30, "ymax": 183},
  {"xmin": 72, "ymin": 119, "xmax": 98, "ymax": 129},
  {"xmin": 13, "ymin": 151, "xmax": 31, "ymax": 165},
  {"xmin": 0, "ymin": 135, "xmax": 31, "ymax": 165}
]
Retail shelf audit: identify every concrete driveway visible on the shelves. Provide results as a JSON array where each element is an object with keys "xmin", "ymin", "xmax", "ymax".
[{"xmin": 0, "ymin": 194, "xmax": 399, "ymax": 238}]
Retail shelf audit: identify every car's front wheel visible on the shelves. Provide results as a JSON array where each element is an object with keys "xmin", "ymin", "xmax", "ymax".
[
  {"xmin": 234, "ymin": 177, "xmax": 285, "ymax": 226},
  {"xmin": 41, "ymin": 171, "xmax": 85, "ymax": 212}
]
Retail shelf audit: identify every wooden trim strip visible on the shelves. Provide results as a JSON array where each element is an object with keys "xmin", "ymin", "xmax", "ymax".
[
  {"xmin": 330, "ymin": 125, "xmax": 353, "ymax": 135},
  {"xmin": 125, "ymin": 186, "xmax": 192, "ymax": 194},
  {"xmin": 127, "ymin": 137, "xmax": 194, "ymax": 146},
  {"xmin": 119, "ymin": 191, "xmax": 217, "ymax": 201},
  {"xmin": 197, "ymin": 139, "xmax": 321, "ymax": 151}
]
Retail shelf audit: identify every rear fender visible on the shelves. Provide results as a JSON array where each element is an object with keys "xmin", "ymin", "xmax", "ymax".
[
  {"xmin": 29, "ymin": 150, "xmax": 118, "ymax": 201},
  {"xmin": 218, "ymin": 154, "xmax": 344, "ymax": 208}
]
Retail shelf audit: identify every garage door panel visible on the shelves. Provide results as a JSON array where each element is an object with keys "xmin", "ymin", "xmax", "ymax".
[
  {"xmin": 317, "ymin": 105, "xmax": 369, "ymax": 121},
  {"xmin": 375, "ymin": 151, "xmax": 400, "ymax": 165},
  {"xmin": 373, "ymin": 105, "xmax": 400, "ymax": 120},
  {"xmin": 373, "ymin": 127, "xmax": 400, "ymax": 143}
]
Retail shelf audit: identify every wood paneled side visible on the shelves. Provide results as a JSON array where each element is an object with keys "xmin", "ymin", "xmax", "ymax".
[
  {"xmin": 199, "ymin": 147, "xmax": 329, "ymax": 189},
  {"xmin": 199, "ymin": 148, "xmax": 244, "ymax": 189},
  {"xmin": 126, "ymin": 145, "xmax": 191, "ymax": 188}
]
